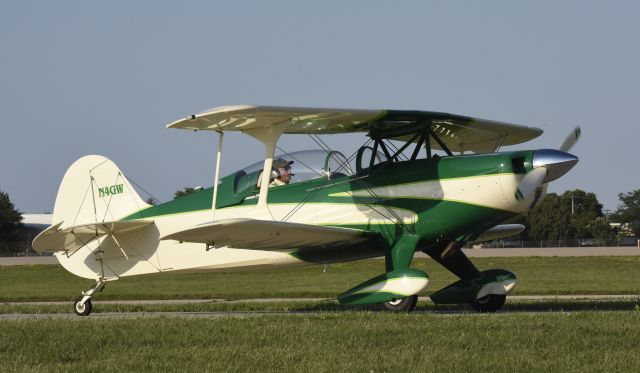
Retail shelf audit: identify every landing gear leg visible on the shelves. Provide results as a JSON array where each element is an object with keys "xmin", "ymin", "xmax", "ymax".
[
  {"xmin": 73, "ymin": 278, "xmax": 106, "ymax": 316},
  {"xmin": 425, "ymin": 241, "xmax": 514, "ymax": 312},
  {"xmin": 338, "ymin": 234, "xmax": 428, "ymax": 310},
  {"xmin": 380, "ymin": 234, "xmax": 423, "ymax": 313},
  {"xmin": 423, "ymin": 240, "xmax": 480, "ymax": 281}
]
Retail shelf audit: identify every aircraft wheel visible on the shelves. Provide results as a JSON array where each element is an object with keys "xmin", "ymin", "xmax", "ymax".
[
  {"xmin": 468, "ymin": 294, "xmax": 506, "ymax": 313},
  {"xmin": 381, "ymin": 295, "xmax": 418, "ymax": 312},
  {"xmin": 73, "ymin": 297, "xmax": 92, "ymax": 316}
]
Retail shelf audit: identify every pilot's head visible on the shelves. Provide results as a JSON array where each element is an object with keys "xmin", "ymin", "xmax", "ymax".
[{"xmin": 273, "ymin": 158, "xmax": 294, "ymax": 184}]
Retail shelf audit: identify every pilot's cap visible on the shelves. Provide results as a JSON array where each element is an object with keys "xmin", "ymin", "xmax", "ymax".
[{"xmin": 273, "ymin": 158, "xmax": 294, "ymax": 169}]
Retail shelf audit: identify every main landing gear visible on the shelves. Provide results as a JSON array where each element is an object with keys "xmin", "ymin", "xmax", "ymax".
[
  {"xmin": 337, "ymin": 234, "xmax": 428, "ymax": 312},
  {"xmin": 73, "ymin": 278, "xmax": 106, "ymax": 316},
  {"xmin": 468, "ymin": 294, "xmax": 506, "ymax": 313},
  {"xmin": 382, "ymin": 295, "xmax": 419, "ymax": 312},
  {"xmin": 424, "ymin": 241, "xmax": 516, "ymax": 313}
]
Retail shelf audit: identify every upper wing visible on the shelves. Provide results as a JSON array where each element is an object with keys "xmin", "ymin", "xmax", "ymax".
[
  {"xmin": 161, "ymin": 218, "xmax": 380, "ymax": 252},
  {"xmin": 32, "ymin": 220, "xmax": 154, "ymax": 254},
  {"xmin": 167, "ymin": 105, "xmax": 543, "ymax": 153}
]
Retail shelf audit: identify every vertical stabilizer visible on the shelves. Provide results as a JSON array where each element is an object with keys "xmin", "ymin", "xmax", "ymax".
[{"xmin": 52, "ymin": 155, "xmax": 150, "ymax": 228}]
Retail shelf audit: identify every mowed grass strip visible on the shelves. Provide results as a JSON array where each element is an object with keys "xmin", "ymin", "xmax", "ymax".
[
  {"xmin": 1, "ymin": 299, "xmax": 640, "ymax": 315},
  {"xmin": 1, "ymin": 256, "xmax": 640, "ymax": 301},
  {"xmin": 1, "ymin": 312, "xmax": 640, "ymax": 372}
]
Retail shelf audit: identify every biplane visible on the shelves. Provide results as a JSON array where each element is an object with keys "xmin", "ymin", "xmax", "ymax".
[{"xmin": 33, "ymin": 105, "xmax": 579, "ymax": 315}]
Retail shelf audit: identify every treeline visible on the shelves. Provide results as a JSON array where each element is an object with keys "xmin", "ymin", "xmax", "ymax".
[
  {"xmin": 1, "ymin": 188, "xmax": 639, "ymax": 255},
  {"xmin": 0, "ymin": 191, "xmax": 29, "ymax": 255},
  {"xmin": 507, "ymin": 189, "xmax": 639, "ymax": 241}
]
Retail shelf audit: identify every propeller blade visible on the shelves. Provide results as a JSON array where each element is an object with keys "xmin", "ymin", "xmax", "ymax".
[
  {"xmin": 559, "ymin": 126, "xmax": 581, "ymax": 152},
  {"xmin": 515, "ymin": 127, "xmax": 581, "ymax": 203},
  {"xmin": 514, "ymin": 167, "xmax": 547, "ymax": 201}
]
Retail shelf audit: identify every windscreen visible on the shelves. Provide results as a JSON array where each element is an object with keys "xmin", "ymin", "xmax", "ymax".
[{"xmin": 235, "ymin": 150, "xmax": 353, "ymax": 184}]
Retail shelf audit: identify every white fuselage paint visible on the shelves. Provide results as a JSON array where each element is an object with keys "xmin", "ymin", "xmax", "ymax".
[
  {"xmin": 55, "ymin": 173, "xmax": 539, "ymax": 280},
  {"xmin": 331, "ymin": 173, "xmax": 534, "ymax": 214}
]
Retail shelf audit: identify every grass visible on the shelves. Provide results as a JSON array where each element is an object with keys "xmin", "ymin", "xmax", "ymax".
[
  {"xmin": 2, "ymin": 312, "xmax": 640, "ymax": 371},
  {"xmin": 1, "ymin": 299, "xmax": 640, "ymax": 315},
  {"xmin": 2, "ymin": 257, "xmax": 640, "ymax": 372},
  {"xmin": 1, "ymin": 256, "xmax": 640, "ymax": 302}
]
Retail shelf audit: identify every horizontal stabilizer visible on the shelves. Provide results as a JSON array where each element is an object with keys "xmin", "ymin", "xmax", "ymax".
[
  {"xmin": 32, "ymin": 220, "xmax": 154, "ymax": 254},
  {"xmin": 161, "ymin": 218, "xmax": 379, "ymax": 252}
]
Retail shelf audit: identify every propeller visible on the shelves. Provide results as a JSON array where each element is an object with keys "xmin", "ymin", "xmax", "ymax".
[
  {"xmin": 514, "ymin": 167, "xmax": 547, "ymax": 201},
  {"xmin": 514, "ymin": 126, "xmax": 581, "ymax": 202},
  {"xmin": 559, "ymin": 126, "xmax": 581, "ymax": 152}
]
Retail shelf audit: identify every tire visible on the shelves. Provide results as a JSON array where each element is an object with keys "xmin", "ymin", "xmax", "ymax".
[
  {"xmin": 74, "ymin": 297, "xmax": 93, "ymax": 316},
  {"xmin": 468, "ymin": 294, "xmax": 506, "ymax": 313},
  {"xmin": 381, "ymin": 295, "xmax": 418, "ymax": 312}
]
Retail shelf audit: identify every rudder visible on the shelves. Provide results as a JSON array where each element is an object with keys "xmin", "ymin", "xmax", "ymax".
[{"xmin": 52, "ymin": 155, "xmax": 150, "ymax": 228}]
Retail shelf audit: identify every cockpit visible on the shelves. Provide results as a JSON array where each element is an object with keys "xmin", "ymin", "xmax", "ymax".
[{"xmin": 228, "ymin": 150, "xmax": 356, "ymax": 194}]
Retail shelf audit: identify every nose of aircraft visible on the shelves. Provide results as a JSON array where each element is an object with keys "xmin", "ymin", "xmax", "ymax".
[{"xmin": 532, "ymin": 149, "xmax": 579, "ymax": 183}]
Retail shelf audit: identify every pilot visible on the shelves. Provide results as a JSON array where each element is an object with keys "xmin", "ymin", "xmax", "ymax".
[
  {"xmin": 257, "ymin": 158, "xmax": 295, "ymax": 188},
  {"xmin": 271, "ymin": 158, "xmax": 294, "ymax": 186}
]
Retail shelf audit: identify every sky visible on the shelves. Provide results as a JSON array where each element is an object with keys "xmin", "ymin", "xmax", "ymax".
[{"xmin": 1, "ymin": 1, "xmax": 638, "ymax": 214}]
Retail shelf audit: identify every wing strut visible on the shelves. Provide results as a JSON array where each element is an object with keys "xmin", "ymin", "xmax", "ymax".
[
  {"xmin": 211, "ymin": 131, "xmax": 223, "ymax": 219},
  {"xmin": 243, "ymin": 122, "xmax": 288, "ymax": 208}
]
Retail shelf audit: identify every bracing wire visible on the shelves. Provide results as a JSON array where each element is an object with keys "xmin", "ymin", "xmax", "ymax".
[
  {"xmin": 124, "ymin": 175, "xmax": 162, "ymax": 205},
  {"xmin": 280, "ymin": 137, "xmax": 412, "ymax": 233}
]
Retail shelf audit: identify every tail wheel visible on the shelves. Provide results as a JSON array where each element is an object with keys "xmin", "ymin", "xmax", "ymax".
[
  {"xmin": 468, "ymin": 294, "xmax": 506, "ymax": 313},
  {"xmin": 381, "ymin": 295, "xmax": 418, "ymax": 312},
  {"xmin": 74, "ymin": 297, "xmax": 93, "ymax": 316}
]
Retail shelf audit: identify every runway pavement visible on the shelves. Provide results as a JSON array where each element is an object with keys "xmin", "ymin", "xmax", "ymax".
[
  {"xmin": 463, "ymin": 246, "xmax": 639, "ymax": 257},
  {"xmin": 0, "ymin": 256, "xmax": 59, "ymax": 265},
  {"xmin": 1, "ymin": 247, "xmax": 638, "ymax": 266}
]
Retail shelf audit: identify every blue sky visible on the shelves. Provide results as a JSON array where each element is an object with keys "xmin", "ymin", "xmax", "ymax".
[{"xmin": 1, "ymin": 1, "xmax": 638, "ymax": 213}]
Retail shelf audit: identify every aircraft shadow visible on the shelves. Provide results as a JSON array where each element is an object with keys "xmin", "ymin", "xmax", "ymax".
[{"xmin": 288, "ymin": 299, "xmax": 640, "ymax": 314}]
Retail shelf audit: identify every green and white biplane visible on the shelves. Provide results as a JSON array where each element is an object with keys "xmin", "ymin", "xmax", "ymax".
[{"xmin": 33, "ymin": 105, "xmax": 580, "ymax": 316}]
